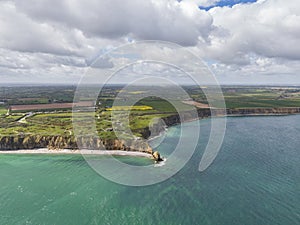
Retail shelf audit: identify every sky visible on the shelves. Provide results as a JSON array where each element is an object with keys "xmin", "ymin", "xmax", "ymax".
[{"xmin": 0, "ymin": 0, "xmax": 299, "ymax": 85}]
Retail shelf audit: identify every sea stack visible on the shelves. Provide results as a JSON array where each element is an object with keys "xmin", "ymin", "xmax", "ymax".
[{"xmin": 152, "ymin": 151, "xmax": 163, "ymax": 162}]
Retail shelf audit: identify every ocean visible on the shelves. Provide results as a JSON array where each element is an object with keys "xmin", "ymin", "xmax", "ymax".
[{"xmin": 0, "ymin": 115, "xmax": 299, "ymax": 224}]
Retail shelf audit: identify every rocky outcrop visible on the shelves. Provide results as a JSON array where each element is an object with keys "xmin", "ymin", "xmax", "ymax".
[{"xmin": 152, "ymin": 151, "xmax": 163, "ymax": 162}]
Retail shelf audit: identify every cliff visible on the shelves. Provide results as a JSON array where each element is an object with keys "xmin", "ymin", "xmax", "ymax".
[
  {"xmin": 0, "ymin": 135, "xmax": 153, "ymax": 154},
  {"xmin": 226, "ymin": 107, "xmax": 300, "ymax": 115},
  {"xmin": 140, "ymin": 107, "xmax": 300, "ymax": 139},
  {"xmin": 161, "ymin": 107, "xmax": 300, "ymax": 128}
]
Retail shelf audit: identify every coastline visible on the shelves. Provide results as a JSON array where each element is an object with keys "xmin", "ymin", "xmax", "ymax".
[
  {"xmin": 1, "ymin": 108, "xmax": 300, "ymax": 156},
  {"xmin": 0, "ymin": 148, "xmax": 153, "ymax": 159},
  {"xmin": 225, "ymin": 113, "xmax": 299, "ymax": 117},
  {"xmin": 162, "ymin": 107, "xmax": 300, "ymax": 126},
  {"xmin": 149, "ymin": 110, "xmax": 300, "ymax": 144}
]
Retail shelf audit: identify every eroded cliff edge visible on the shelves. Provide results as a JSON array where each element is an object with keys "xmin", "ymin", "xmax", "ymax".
[
  {"xmin": 0, "ymin": 135, "xmax": 152, "ymax": 154},
  {"xmin": 140, "ymin": 107, "xmax": 300, "ymax": 138}
]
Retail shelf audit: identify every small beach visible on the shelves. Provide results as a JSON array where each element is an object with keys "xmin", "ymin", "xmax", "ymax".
[{"xmin": 0, "ymin": 148, "xmax": 153, "ymax": 158}]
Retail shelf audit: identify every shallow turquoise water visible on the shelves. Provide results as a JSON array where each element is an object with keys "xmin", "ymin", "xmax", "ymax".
[{"xmin": 0, "ymin": 115, "xmax": 300, "ymax": 224}]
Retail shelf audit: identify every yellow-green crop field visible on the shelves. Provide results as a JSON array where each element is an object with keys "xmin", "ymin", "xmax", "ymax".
[{"xmin": 106, "ymin": 106, "xmax": 153, "ymax": 111}]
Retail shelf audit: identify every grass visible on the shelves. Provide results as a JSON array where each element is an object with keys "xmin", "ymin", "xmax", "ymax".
[
  {"xmin": 0, "ymin": 106, "xmax": 7, "ymax": 116},
  {"xmin": 224, "ymin": 91, "xmax": 300, "ymax": 108},
  {"xmin": 0, "ymin": 109, "xmax": 163, "ymax": 139},
  {"xmin": 130, "ymin": 114, "xmax": 171, "ymax": 130},
  {"xmin": 0, "ymin": 114, "xmax": 25, "ymax": 126},
  {"xmin": 138, "ymin": 98, "xmax": 193, "ymax": 113},
  {"xmin": 220, "ymin": 87, "xmax": 300, "ymax": 108},
  {"xmin": 0, "ymin": 112, "xmax": 74, "ymax": 136}
]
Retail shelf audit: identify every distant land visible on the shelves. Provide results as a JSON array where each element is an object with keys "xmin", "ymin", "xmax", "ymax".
[{"xmin": 1, "ymin": 85, "xmax": 300, "ymax": 158}]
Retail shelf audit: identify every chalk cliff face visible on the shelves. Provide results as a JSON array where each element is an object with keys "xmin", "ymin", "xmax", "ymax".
[
  {"xmin": 101, "ymin": 139, "xmax": 153, "ymax": 154},
  {"xmin": 0, "ymin": 135, "xmax": 73, "ymax": 150},
  {"xmin": 226, "ymin": 107, "xmax": 300, "ymax": 115},
  {"xmin": 0, "ymin": 135, "xmax": 153, "ymax": 154},
  {"xmin": 161, "ymin": 109, "xmax": 211, "ymax": 128},
  {"xmin": 161, "ymin": 107, "xmax": 300, "ymax": 127}
]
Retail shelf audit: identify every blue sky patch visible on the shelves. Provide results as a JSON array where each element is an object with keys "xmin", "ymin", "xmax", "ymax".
[{"xmin": 199, "ymin": 0, "xmax": 257, "ymax": 11}]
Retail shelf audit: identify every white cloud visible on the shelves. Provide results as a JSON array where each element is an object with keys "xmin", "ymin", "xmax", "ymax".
[
  {"xmin": 212, "ymin": 57, "xmax": 300, "ymax": 84},
  {"xmin": 182, "ymin": 0, "xmax": 220, "ymax": 7},
  {"xmin": 0, "ymin": 2, "xmax": 75, "ymax": 55},
  {"xmin": 14, "ymin": 0, "xmax": 214, "ymax": 46},
  {"xmin": 205, "ymin": 0, "xmax": 300, "ymax": 62},
  {"xmin": 0, "ymin": 0, "xmax": 299, "ymax": 84}
]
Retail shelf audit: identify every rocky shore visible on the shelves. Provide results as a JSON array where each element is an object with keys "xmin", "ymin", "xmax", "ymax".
[{"xmin": 0, "ymin": 149, "xmax": 153, "ymax": 158}]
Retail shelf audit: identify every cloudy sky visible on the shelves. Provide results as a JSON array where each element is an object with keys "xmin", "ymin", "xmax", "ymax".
[{"xmin": 0, "ymin": 0, "xmax": 299, "ymax": 85}]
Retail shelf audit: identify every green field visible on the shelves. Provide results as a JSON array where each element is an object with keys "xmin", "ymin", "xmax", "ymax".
[
  {"xmin": 138, "ymin": 98, "xmax": 194, "ymax": 113},
  {"xmin": 0, "ymin": 106, "xmax": 7, "ymax": 116},
  {"xmin": 0, "ymin": 109, "xmax": 169, "ymax": 139},
  {"xmin": 223, "ymin": 88, "xmax": 300, "ymax": 108},
  {"xmin": 106, "ymin": 105, "xmax": 153, "ymax": 111}
]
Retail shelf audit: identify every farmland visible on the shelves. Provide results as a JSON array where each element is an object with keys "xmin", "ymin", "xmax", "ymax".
[
  {"xmin": 222, "ymin": 87, "xmax": 300, "ymax": 108},
  {"xmin": 0, "ymin": 85, "xmax": 300, "ymax": 141},
  {"xmin": 106, "ymin": 105, "xmax": 153, "ymax": 111},
  {"xmin": 0, "ymin": 106, "xmax": 7, "ymax": 116},
  {"xmin": 10, "ymin": 101, "xmax": 94, "ymax": 112}
]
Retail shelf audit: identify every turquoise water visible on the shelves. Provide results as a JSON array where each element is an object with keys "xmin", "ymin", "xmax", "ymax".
[{"xmin": 0, "ymin": 115, "xmax": 300, "ymax": 224}]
